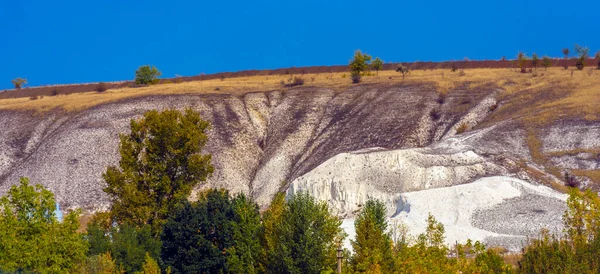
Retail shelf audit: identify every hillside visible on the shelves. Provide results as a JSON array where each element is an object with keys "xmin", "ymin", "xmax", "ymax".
[{"xmin": 1, "ymin": 66, "xmax": 599, "ymax": 250}]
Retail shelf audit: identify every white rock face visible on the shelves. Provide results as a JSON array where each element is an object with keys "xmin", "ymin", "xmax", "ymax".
[
  {"xmin": 289, "ymin": 137, "xmax": 505, "ymax": 217},
  {"xmin": 324, "ymin": 177, "xmax": 567, "ymax": 252}
]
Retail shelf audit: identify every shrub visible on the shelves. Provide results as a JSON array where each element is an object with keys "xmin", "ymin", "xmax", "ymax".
[
  {"xmin": 517, "ymin": 51, "xmax": 529, "ymax": 73},
  {"xmin": 283, "ymin": 76, "xmax": 304, "ymax": 87},
  {"xmin": 396, "ymin": 64, "xmax": 409, "ymax": 79},
  {"xmin": 565, "ymin": 172, "xmax": 580, "ymax": 188},
  {"xmin": 458, "ymin": 69, "xmax": 466, "ymax": 77},
  {"xmin": 451, "ymin": 63, "xmax": 457, "ymax": 72},
  {"xmin": 456, "ymin": 122, "xmax": 469, "ymax": 134},
  {"xmin": 542, "ymin": 56, "xmax": 552, "ymax": 71},
  {"xmin": 11, "ymin": 78, "xmax": 27, "ymax": 89},
  {"xmin": 532, "ymin": 53, "xmax": 539, "ymax": 70},
  {"xmin": 429, "ymin": 109, "xmax": 441, "ymax": 121},
  {"xmin": 29, "ymin": 95, "xmax": 38, "ymax": 100},
  {"xmin": 563, "ymin": 48, "xmax": 570, "ymax": 69},
  {"xmin": 574, "ymin": 44, "xmax": 589, "ymax": 70},
  {"xmin": 135, "ymin": 65, "xmax": 161, "ymax": 85},
  {"xmin": 351, "ymin": 73, "xmax": 361, "ymax": 84},
  {"xmin": 96, "ymin": 82, "xmax": 108, "ymax": 92}
]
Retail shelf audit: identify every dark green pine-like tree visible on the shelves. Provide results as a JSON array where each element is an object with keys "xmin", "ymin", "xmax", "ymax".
[{"xmin": 161, "ymin": 189, "xmax": 236, "ymax": 273}]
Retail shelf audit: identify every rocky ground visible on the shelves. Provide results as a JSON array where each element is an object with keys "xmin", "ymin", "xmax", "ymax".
[{"xmin": 1, "ymin": 83, "xmax": 598, "ymax": 250}]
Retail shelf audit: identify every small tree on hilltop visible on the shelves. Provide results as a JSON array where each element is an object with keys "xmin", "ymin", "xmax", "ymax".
[
  {"xmin": 542, "ymin": 56, "xmax": 552, "ymax": 71},
  {"xmin": 396, "ymin": 64, "xmax": 409, "ymax": 79},
  {"xmin": 574, "ymin": 44, "xmax": 590, "ymax": 70},
  {"xmin": 135, "ymin": 65, "xmax": 161, "ymax": 85},
  {"xmin": 517, "ymin": 51, "xmax": 529, "ymax": 73},
  {"xmin": 532, "ymin": 53, "xmax": 539, "ymax": 70},
  {"xmin": 562, "ymin": 48, "xmax": 570, "ymax": 69},
  {"xmin": 11, "ymin": 78, "xmax": 27, "ymax": 89},
  {"xmin": 372, "ymin": 57, "xmax": 383, "ymax": 75},
  {"xmin": 349, "ymin": 50, "xmax": 372, "ymax": 83}
]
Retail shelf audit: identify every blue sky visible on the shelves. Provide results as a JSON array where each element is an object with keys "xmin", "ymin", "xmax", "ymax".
[{"xmin": 1, "ymin": 0, "xmax": 599, "ymax": 89}]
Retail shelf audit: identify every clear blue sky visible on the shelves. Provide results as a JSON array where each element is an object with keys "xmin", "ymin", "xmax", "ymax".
[{"xmin": 1, "ymin": 0, "xmax": 599, "ymax": 89}]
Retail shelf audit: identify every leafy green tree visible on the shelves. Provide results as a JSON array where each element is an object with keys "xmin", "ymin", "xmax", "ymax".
[
  {"xmin": 263, "ymin": 192, "xmax": 343, "ymax": 274},
  {"xmin": 351, "ymin": 199, "xmax": 394, "ymax": 273},
  {"xmin": 161, "ymin": 189, "xmax": 235, "ymax": 274},
  {"xmin": 372, "ymin": 57, "xmax": 384, "ymax": 75},
  {"xmin": 137, "ymin": 253, "xmax": 161, "ymax": 274},
  {"xmin": 517, "ymin": 51, "xmax": 529, "ymax": 73},
  {"xmin": 227, "ymin": 193, "xmax": 262, "ymax": 274},
  {"xmin": 574, "ymin": 44, "xmax": 590, "ymax": 70},
  {"xmin": 135, "ymin": 65, "xmax": 162, "ymax": 85},
  {"xmin": 0, "ymin": 177, "xmax": 88, "ymax": 273},
  {"xmin": 11, "ymin": 77, "xmax": 27, "ymax": 89},
  {"xmin": 349, "ymin": 50, "xmax": 372, "ymax": 83},
  {"xmin": 542, "ymin": 56, "xmax": 552, "ymax": 71},
  {"xmin": 531, "ymin": 53, "xmax": 539, "ymax": 70},
  {"xmin": 103, "ymin": 108, "xmax": 213, "ymax": 235}
]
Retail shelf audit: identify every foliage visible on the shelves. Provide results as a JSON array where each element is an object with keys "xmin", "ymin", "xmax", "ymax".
[
  {"xmin": 161, "ymin": 189, "xmax": 235, "ymax": 273},
  {"xmin": 77, "ymin": 252, "xmax": 124, "ymax": 274},
  {"xmin": 103, "ymin": 108, "xmax": 213, "ymax": 235},
  {"xmin": 542, "ymin": 56, "xmax": 552, "ymax": 70},
  {"xmin": 574, "ymin": 44, "xmax": 590, "ymax": 70},
  {"xmin": 97, "ymin": 82, "xmax": 108, "ymax": 92},
  {"xmin": 372, "ymin": 57, "xmax": 383, "ymax": 75},
  {"xmin": 351, "ymin": 200, "xmax": 394, "ymax": 273},
  {"xmin": 396, "ymin": 64, "xmax": 409, "ymax": 79},
  {"xmin": 11, "ymin": 77, "xmax": 27, "ymax": 89},
  {"xmin": 136, "ymin": 253, "xmax": 161, "ymax": 274},
  {"xmin": 227, "ymin": 193, "xmax": 262, "ymax": 274},
  {"xmin": 283, "ymin": 76, "xmax": 305, "ymax": 87},
  {"xmin": 262, "ymin": 192, "xmax": 343, "ymax": 274},
  {"xmin": 563, "ymin": 48, "xmax": 570, "ymax": 69},
  {"xmin": 531, "ymin": 53, "xmax": 539, "ymax": 69},
  {"xmin": 518, "ymin": 189, "xmax": 600, "ymax": 273},
  {"xmin": 135, "ymin": 65, "xmax": 162, "ymax": 85},
  {"xmin": 349, "ymin": 50, "xmax": 372, "ymax": 83},
  {"xmin": 0, "ymin": 177, "xmax": 88, "ymax": 273},
  {"xmin": 86, "ymin": 223, "xmax": 161, "ymax": 273},
  {"xmin": 517, "ymin": 51, "xmax": 529, "ymax": 73}
]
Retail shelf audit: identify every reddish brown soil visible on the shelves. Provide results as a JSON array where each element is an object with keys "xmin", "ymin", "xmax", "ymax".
[{"xmin": 1, "ymin": 58, "xmax": 597, "ymax": 100}]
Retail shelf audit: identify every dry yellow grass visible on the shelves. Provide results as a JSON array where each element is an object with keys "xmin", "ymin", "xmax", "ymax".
[{"xmin": 1, "ymin": 67, "xmax": 599, "ymax": 121}]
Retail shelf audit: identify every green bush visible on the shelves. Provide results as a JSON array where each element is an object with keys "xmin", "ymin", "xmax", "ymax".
[{"xmin": 134, "ymin": 65, "xmax": 162, "ymax": 85}]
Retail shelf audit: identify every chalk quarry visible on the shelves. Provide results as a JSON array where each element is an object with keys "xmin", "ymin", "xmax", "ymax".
[{"xmin": 1, "ymin": 83, "xmax": 599, "ymax": 250}]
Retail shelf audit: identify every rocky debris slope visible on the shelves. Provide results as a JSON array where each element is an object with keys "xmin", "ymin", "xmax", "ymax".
[{"xmin": 0, "ymin": 84, "xmax": 498, "ymax": 210}]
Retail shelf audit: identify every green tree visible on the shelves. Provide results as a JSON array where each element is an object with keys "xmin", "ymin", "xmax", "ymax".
[
  {"xmin": 349, "ymin": 50, "xmax": 372, "ymax": 83},
  {"xmin": 517, "ymin": 51, "xmax": 528, "ymax": 73},
  {"xmin": 135, "ymin": 65, "xmax": 162, "ymax": 85},
  {"xmin": 396, "ymin": 64, "xmax": 409, "ymax": 80},
  {"xmin": 263, "ymin": 192, "xmax": 343, "ymax": 274},
  {"xmin": 372, "ymin": 57, "xmax": 384, "ymax": 75},
  {"xmin": 0, "ymin": 177, "xmax": 88, "ymax": 273},
  {"xmin": 161, "ymin": 189, "xmax": 235, "ymax": 274},
  {"xmin": 11, "ymin": 77, "xmax": 27, "ymax": 89},
  {"xmin": 574, "ymin": 44, "xmax": 590, "ymax": 70},
  {"xmin": 351, "ymin": 199, "xmax": 394, "ymax": 273},
  {"xmin": 77, "ymin": 252, "xmax": 124, "ymax": 274},
  {"xmin": 563, "ymin": 48, "xmax": 570, "ymax": 69},
  {"xmin": 532, "ymin": 53, "xmax": 539, "ymax": 70},
  {"xmin": 136, "ymin": 253, "xmax": 161, "ymax": 274},
  {"xmin": 103, "ymin": 108, "xmax": 213, "ymax": 235},
  {"xmin": 542, "ymin": 56, "xmax": 552, "ymax": 71},
  {"xmin": 227, "ymin": 193, "xmax": 262, "ymax": 274},
  {"xmin": 86, "ymin": 223, "xmax": 161, "ymax": 273}
]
